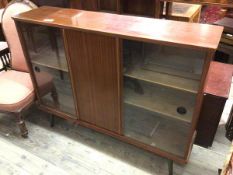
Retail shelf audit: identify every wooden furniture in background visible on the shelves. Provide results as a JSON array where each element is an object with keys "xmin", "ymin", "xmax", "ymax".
[
  {"xmin": 215, "ymin": 17, "xmax": 233, "ymax": 64},
  {"xmin": 0, "ymin": 0, "xmax": 9, "ymax": 8},
  {"xmin": 30, "ymin": 0, "xmax": 69, "ymax": 7},
  {"xmin": 69, "ymin": 0, "xmax": 161, "ymax": 17},
  {"xmin": 13, "ymin": 6, "xmax": 223, "ymax": 165},
  {"xmin": 160, "ymin": 0, "xmax": 233, "ymax": 7},
  {"xmin": 167, "ymin": 3, "xmax": 201, "ymax": 22},
  {"xmin": 195, "ymin": 61, "xmax": 233, "ymax": 147}
]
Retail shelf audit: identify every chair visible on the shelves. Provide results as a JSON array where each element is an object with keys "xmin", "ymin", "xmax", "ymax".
[{"xmin": 0, "ymin": 0, "xmax": 58, "ymax": 138}]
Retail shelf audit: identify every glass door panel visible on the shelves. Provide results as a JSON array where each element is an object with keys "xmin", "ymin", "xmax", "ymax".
[
  {"xmin": 20, "ymin": 23, "xmax": 76, "ymax": 118},
  {"xmin": 123, "ymin": 40, "xmax": 206, "ymax": 156}
]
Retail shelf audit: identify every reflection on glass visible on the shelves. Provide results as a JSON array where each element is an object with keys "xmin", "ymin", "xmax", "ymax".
[
  {"xmin": 20, "ymin": 23, "xmax": 76, "ymax": 118},
  {"xmin": 123, "ymin": 40, "xmax": 205, "ymax": 156}
]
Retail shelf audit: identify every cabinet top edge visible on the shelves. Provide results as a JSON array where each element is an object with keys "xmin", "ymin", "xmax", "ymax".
[{"xmin": 13, "ymin": 6, "xmax": 223, "ymax": 50}]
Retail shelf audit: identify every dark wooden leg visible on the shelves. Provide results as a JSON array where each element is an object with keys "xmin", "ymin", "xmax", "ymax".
[
  {"xmin": 50, "ymin": 114, "xmax": 55, "ymax": 128},
  {"xmin": 50, "ymin": 86, "xmax": 59, "ymax": 127},
  {"xmin": 51, "ymin": 86, "xmax": 59, "ymax": 107},
  {"xmin": 168, "ymin": 159, "xmax": 173, "ymax": 175},
  {"xmin": 16, "ymin": 113, "xmax": 28, "ymax": 138}
]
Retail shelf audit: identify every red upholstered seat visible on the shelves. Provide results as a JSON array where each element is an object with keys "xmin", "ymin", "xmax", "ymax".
[
  {"xmin": 0, "ymin": 70, "xmax": 53, "ymax": 113},
  {"xmin": 0, "ymin": 70, "xmax": 34, "ymax": 112}
]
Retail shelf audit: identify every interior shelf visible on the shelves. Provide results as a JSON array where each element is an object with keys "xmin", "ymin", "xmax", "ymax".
[
  {"xmin": 142, "ymin": 44, "xmax": 205, "ymax": 81},
  {"xmin": 124, "ymin": 104, "xmax": 190, "ymax": 156},
  {"xmin": 124, "ymin": 65, "xmax": 199, "ymax": 94},
  {"xmin": 123, "ymin": 42, "xmax": 203, "ymax": 94},
  {"xmin": 124, "ymin": 80, "xmax": 195, "ymax": 123},
  {"xmin": 31, "ymin": 56, "xmax": 68, "ymax": 72},
  {"xmin": 25, "ymin": 27, "xmax": 68, "ymax": 72}
]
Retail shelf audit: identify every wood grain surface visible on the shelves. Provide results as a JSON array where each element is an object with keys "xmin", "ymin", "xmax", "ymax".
[
  {"xmin": 64, "ymin": 30, "xmax": 121, "ymax": 134},
  {"xmin": 13, "ymin": 6, "xmax": 223, "ymax": 50}
]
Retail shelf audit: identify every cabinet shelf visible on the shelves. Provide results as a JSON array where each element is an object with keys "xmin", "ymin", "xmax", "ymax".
[
  {"xmin": 30, "ymin": 48, "xmax": 68, "ymax": 72},
  {"xmin": 124, "ymin": 66, "xmax": 199, "ymax": 94},
  {"xmin": 142, "ymin": 44, "xmax": 205, "ymax": 80},
  {"xmin": 124, "ymin": 81, "xmax": 195, "ymax": 123}
]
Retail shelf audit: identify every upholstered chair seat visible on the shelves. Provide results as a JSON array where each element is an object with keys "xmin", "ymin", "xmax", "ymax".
[
  {"xmin": 0, "ymin": 70, "xmax": 53, "ymax": 112},
  {"xmin": 0, "ymin": 70, "xmax": 34, "ymax": 112}
]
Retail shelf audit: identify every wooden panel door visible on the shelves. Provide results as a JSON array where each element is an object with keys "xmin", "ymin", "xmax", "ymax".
[{"xmin": 64, "ymin": 30, "xmax": 121, "ymax": 134}]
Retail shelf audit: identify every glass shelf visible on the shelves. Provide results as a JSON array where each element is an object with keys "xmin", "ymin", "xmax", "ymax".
[
  {"xmin": 124, "ymin": 79, "xmax": 195, "ymax": 123},
  {"xmin": 124, "ymin": 64, "xmax": 199, "ymax": 94}
]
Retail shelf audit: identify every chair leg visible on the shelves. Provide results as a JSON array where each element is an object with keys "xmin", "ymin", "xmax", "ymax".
[{"xmin": 16, "ymin": 113, "xmax": 28, "ymax": 138}]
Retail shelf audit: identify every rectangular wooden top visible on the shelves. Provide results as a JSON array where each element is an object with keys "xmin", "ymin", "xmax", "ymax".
[
  {"xmin": 204, "ymin": 61, "xmax": 233, "ymax": 98},
  {"xmin": 13, "ymin": 6, "xmax": 223, "ymax": 50}
]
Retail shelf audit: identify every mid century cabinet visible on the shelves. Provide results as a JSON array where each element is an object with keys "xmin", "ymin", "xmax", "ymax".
[{"xmin": 13, "ymin": 6, "xmax": 223, "ymax": 164}]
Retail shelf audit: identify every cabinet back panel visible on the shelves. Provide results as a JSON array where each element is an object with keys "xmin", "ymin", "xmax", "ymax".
[{"xmin": 64, "ymin": 30, "xmax": 121, "ymax": 133}]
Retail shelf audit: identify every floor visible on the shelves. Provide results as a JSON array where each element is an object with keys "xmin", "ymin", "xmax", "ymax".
[{"xmin": 0, "ymin": 106, "xmax": 231, "ymax": 175}]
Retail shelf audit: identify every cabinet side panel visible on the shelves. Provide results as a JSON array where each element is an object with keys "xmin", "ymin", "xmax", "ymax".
[
  {"xmin": 195, "ymin": 95, "xmax": 226, "ymax": 147},
  {"xmin": 64, "ymin": 30, "xmax": 121, "ymax": 133}
]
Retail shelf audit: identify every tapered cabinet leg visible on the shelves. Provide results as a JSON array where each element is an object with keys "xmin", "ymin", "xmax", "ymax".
[
  {"xmin": 50, "ymin": 115, "xmax": 55, "ymax": 128},
  {"xmin": 51, "ymin": 86, "xmax": 59, "ymax": 107},
  {"xmin": 50, "ymin": 86, "xmax": 59, "ymax": 127},
  {"xmin": 168, "ymin": 159, "xmax": 173, "ymax": 175},
  {"xmin": 16, "ymin": 113, "xmax": 28, "ymax": 138}
]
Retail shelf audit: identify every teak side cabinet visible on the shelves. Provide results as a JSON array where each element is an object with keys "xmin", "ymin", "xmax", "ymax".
[{"xmin": 13, "ymin": 6, "xmax": 223, "ymax": 164}]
